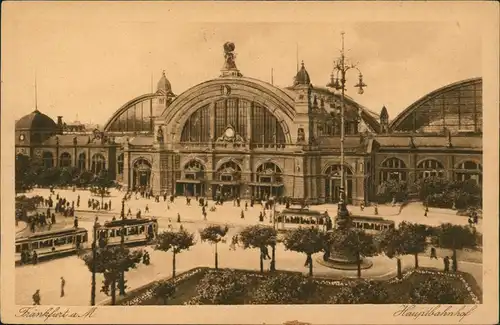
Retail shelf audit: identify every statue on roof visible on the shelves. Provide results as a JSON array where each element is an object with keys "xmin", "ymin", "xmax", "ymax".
[{"xmin": 223, "ymin": 42, "xmax": 237, "ymax": 70}]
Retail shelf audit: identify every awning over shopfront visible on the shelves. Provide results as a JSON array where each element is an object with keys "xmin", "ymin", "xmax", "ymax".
[
  {"xmin": 210, "ymin": 180, "xmax": 241, "ymax": 186},
  {"xmin": 247, "ymin": 182, "xmax": 284, "ymax": 187},
  {"xmin": 176, "ymin": 179, "xmax": 203, "ymax": 184}
]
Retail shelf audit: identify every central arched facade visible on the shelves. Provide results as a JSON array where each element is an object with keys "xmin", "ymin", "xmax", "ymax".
[{"xmin": 161, "ymin": 77, "xmax": 295, "ymax": 146}]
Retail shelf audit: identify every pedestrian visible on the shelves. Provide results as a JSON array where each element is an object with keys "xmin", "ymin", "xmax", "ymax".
[
  {"xmin": 430, "ymin": 247, "xmax": 437, "ymax": 259},
  {"xmin": 32, "ymin": 289, "xmax": 41, "ymax": 305},
  {"xmin": 424, "ymin": 206, "xmax": 429, "ymax": 217},
  {"xmin": 32, "ymin": 251, "xmax": 38, "ymax": 265},
  {"xmin": 177, "ymin": 213, "xmax": 181, "ymax": 223},
  {"xmin": 74, "ymin": 217, "xmax": 79, "ymax": 228},
  {"xmin": 443, "ymin": 256, "xmax": 450, "ymax": 272},
  {"xmin": 60, "ymin": 277, "xmax": 65, "ymax": 297},
  {"xmin": 360, "ymin": 202, "xmax": 364, "ymax": 211}
]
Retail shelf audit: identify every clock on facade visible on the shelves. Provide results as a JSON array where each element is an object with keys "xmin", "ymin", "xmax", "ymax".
[
  {"xmin": 225, "ymin": 128, "xmax": 235, "ymax": 138},
  {"xmin": 19, "ymin": 134, "xmax": 25, "ymax": 141}
]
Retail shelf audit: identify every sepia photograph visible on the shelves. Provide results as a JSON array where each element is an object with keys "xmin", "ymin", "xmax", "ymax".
[{"xmin": 1, "ymin": 1, "xmax": 498, "ymax": 324}]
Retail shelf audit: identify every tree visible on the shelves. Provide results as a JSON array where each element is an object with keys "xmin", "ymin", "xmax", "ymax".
[
  {"xmin": 155, "ymin": 229, "xmax": 196, "ymax": 278},
  {"xmin": 188, "ymin": 270, "xmax": 249, "ymax": 305},
  {"xmin": 78, "ymin": 170, "xmax": 95, "ymax": 187},
  {"xmin": 328, "ymin": 228, "xmax": 377, "ymax": 278},
  {"xmin": 58, "ymin": 166, "xmax": 80, "ymax": 186},
  {"xmin": 432, "ymin": 223, "xmax": 478, "ymax": 272},
  {"xmin": 251, "ymin": 273, "xmax": 317, "ymax": 304},
  {"xmin": 238, "ymin": 225, "xmax": 278, "ymax": 273},
  {"xmin": 377, "ymin": 227, "xmax": 405, "ymax": 278},
  {"xmin": 329, "ymin": 280, "xmax": 389, "ymax": 304},
  {"xmin": 376, "ymin": 179, "xmax": 408, "ymax": 203},
  {"xmin": 15, "ymin": 154, "xmax": 36, "ymax": 193},
  {"xmin": 82, "ymin": 245, "xmax": 144, "ymax": 305},
  {"xmin": 398, "ymin": 222, "xmax": 429, "ymax": 269},
  {"xmin": 93, "ymin": 169, "xmax": 114, "ymax": 205},
  {"xmin": 282, "ymin": 227, "xmax": 325, "ymax": 277},
  {"xmin": 410, "ymin": 276, "xmax": 466, "ymax": 304},
  {"xmin": 199, "ymin": 225, "xmax": 229, "ymax": 269},
  {"xmin": 153, "ymin": 281, "xmax": 176, "ymax": 305}
]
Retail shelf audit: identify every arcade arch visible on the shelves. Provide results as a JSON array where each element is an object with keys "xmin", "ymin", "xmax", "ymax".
[
  {"xmin": 379, "ymin": 158, "xmax": 407, "ymax": 183},
  {"xmin": 324, "ymin": 164, "xmax": 353, "ymax": 203},
  {"xmin": 132, "ymin": 158, "xmax": 152, "ymax": 190},
  {"xmin": 91, "ymin": 154, "xmax": 106, "ymax": 174}
]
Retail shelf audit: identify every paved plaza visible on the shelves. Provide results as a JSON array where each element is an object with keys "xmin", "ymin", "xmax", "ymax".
[{"xmin": 15, "ymin": 188, "xmax": 483, "ymax": 305}]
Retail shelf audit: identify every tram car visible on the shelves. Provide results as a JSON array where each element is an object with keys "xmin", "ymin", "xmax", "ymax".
[
  {"xmin": 276, "ymin": 208, "xmax": 330, "ymax": 227},
  {"xmin": 350, "ymin": 215, "xmax": 395, "ymax": 234},
  {"xmin": 95, "ymin": 217, "xmax": 159, "ymax": 247},
  {"xmin": 15, "ymin": 227, "xmax": 89, "ymax": 264}
]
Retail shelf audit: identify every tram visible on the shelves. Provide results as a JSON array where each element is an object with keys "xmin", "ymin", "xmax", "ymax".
[
  {"xmin": 275, "ymin": 208, "xmax": 395, "ymax": 234},
  {"xmin": 350, "ymin": 216, "xmax": 395, "ymax": 234},
  {"xmin": 95, "ymin": 217, "xmax": 159, "ymax": 247},
  {"xmin": 15, "ymin": 227, "xmax": 89, "ymax": 264},
  {"xmin": 276, "ymin": 208, "xmax": 330, "ymax": 229}
]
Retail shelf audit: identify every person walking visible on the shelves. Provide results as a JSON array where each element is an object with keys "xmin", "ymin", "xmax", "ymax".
[
  {"xmin": 443, "ymin": 256, "xmax": 450, "ymax": 272},
  {"xmin": 32, "ymin": 289, "xmax": 41, "ymax": 305},
  {"xmin": 60, "ymin": 277, "xmax": 66, "ymax": 297},
  {"xmin": 430, "ymin": 247, "xmax": 438, "ymax": 259}
]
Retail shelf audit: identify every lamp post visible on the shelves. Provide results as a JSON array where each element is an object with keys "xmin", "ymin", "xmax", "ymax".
[
  {"xmin": 326, "ymin": 31, "xmax": 366, "ymax": 226},
  {"xmin": 119, "ymin": 198, "xmax": 126, "ymax": 296},
  {"xmin": 325, "ymin": 31, "xmax": 367, "ymax": 267},
  {"xmin": 90, "ymin": 217, "xmax": 98, "ymax": 306}
]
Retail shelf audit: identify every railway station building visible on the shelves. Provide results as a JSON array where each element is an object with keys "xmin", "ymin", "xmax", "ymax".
[{"xmin": 15, "ymin": 44, "xmax": 483, "ymax": 205}]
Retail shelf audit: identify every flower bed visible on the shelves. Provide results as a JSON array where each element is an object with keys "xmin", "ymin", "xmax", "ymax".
[{"xmin": 114, "ymin": 267, "xmax": 481, "ymax": 305}]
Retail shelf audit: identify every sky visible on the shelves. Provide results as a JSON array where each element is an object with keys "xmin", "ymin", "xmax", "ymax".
[{"xmin": 2, "ymin": 2, "xmax": 482, "ymax": 126}]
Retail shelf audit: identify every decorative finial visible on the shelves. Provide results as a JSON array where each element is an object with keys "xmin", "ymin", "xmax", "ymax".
[
  {"xmin": 34, "ymin": 73, "xmax": 39, "ymax": 112},
  {"xmin": 301, "ymin": 60, "xmax": 305, "ymax": 68}
]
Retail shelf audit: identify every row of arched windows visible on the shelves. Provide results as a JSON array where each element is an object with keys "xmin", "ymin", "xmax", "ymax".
[
  {"xmin": 40, "ymin": 151, "xmax": 107, "ymax": 174},
  {"xmin": 379, "ymin": 157, "xmax": 482, "ymax": 185}
]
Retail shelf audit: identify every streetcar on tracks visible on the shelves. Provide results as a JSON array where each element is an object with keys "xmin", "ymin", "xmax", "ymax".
[
  {"xmin": 274, "ymin": 208, "xmax": 395, "ymax": 235},
  {"xmin": 15, "ymin": 227, "xmax": 89, "ymax": 264},
  {"xmin": 95, "ymin": 217, "xmax": 159, "ymax": 247}
]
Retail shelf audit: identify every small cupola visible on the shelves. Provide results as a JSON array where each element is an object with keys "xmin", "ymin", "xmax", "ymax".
[
  {"xmin": 157, "ymin": 71, "xmax": 173, "ymax": 94},
  {"xmin": 293, "ymin": 61, "xmax": 311, "ymax": 86}
]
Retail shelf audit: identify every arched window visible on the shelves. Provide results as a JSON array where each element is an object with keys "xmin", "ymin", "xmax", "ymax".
[
  {"xmin": 455, "ymin": 160, "xmax": 482, "ymax": 185},
  {"xmin": 91, "ymin": 154, "xmax": 106, "ymax": 174},
  {"xmin": 59, "ymin": 152, "xmax": 72, "ymax": 168},
  {"xmin": 42, "ymin": 151, "xmax": 54, "ymax": 168},
  {"xmin": 183, "ymin": 160, "xmax": 205, "ymax": 180},
  {"xmin": 417, "ymin": 159, "xmax": 445, "ymax": 179},
  {"xmin": 256, "ymin": 162, "xmax": 283, "ymax": 183},
  {"xmin": 216, "ymin": 161, "xmax": 242, "ymax": 182},
  {"xmin": 117, "ymin": 153, "xmax": 124, "ymax": 175},
  {"xmin": 379, "ymin": 158, "xmax": 407, "ymax": 183},
  {"xmin": 78, "ymin": 152, "xmax": 86, "ymax": 170}
]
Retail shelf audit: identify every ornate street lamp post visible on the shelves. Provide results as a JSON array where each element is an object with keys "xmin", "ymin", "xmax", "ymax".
[
  {"xmin": 119, "ymin": 198, "xmax": 126, "ymax": 296},
  {"xmin": 326, "ymin": 31, "xmax": 366, "ymax": 225},
  {"xmin": 325, "ymin": 31, "xmax": 367, "ymax": 266},
  {"xmin": 90, "ymin": 217, "xmax": 98, "ymax": 306}
]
